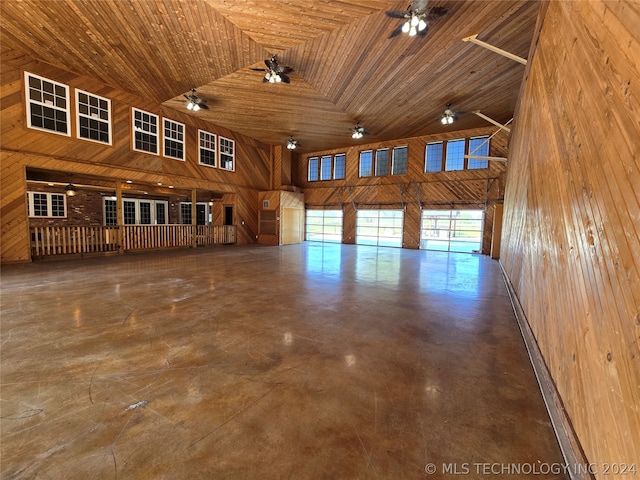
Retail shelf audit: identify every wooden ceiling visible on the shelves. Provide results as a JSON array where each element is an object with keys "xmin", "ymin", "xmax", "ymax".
[{"xmin": 0, "ymin": 0, "xmax": 539, "ymax": 153}]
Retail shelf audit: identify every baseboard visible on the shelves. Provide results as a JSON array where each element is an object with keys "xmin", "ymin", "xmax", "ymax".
[{"xmin": 499, "ymin": 261, "xmax": 593, "ymax": 480}]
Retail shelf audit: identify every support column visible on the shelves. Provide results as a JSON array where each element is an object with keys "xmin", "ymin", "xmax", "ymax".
[
  {"xmin": 116, "ymin": 180, "xmax": 124, "ymax": 254},
  {"xmin": 191, "ymin": 189, "xmax": 197, "ymax": 248}
]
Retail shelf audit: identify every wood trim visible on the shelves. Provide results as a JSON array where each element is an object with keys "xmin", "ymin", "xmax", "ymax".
[{"xmin": 500, "ymin": 261, "xmax": 593, "ymax": 480}]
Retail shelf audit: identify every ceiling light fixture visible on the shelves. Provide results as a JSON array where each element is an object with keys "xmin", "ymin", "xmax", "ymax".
[
  {"xmin": 287, "ymin": 136, "xmax": 300, "ymax": 150},
  {"xmin": 251, "ymin": 55, "xmax": 293, "ymax": 84},
  {"xmin": 402, "ymin": 12, "xmax": 428, "ymax": 36},
  {"xmin": 351, "ymin": 121, "xmax": 369, "ymax": 139},
  {"xmin": 441, "ymin": 104, "xmax": 457, "ymax": 125},
  {"xmin": 64, "ymin": 183, "xmax": 77, "ymax": 196},
  {"xmin": 183, "ymin": 88, "xmax": 208, "ymax": 111}
]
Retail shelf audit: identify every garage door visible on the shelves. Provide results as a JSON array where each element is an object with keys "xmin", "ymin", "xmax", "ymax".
[
  {"xmin": 306, "ymin": 210, "xmax": 343, "ymax": 243},
  {"xmin": 420, "ymin": 210, "xmax": 483, "ymax": 253},
  {"xmin": 356, "ymin": 210, "xmax": 404, "ymax": 247}
]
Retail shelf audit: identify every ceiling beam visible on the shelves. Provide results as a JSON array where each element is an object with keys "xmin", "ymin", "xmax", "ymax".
[{"xmin": 462, "ymin": 34, "xmax": 528, "ymax": 65}]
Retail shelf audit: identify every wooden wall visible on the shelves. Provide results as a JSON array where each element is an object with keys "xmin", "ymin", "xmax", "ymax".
[
  {"xmin": 501, "ymin": 0, "xmax": 640, "ymax": 474},
  {"xmin": 293, "ymin": 127, "xmax": 509, "ymax": 252},
  {"xmin": 0, "ymin": 60, "xmax": 271, "ymax": 262}
]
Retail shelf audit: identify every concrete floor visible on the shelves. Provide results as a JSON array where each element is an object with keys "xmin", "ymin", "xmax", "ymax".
[{"xmin": 1, "ymin": 243, "xmax": 567, "ymax": 479}]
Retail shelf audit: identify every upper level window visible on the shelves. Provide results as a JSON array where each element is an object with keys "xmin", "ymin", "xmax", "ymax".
[
  {"xmin": 308, "ymin": 157, "xmax": 319, "ymax": 181},
  {"xmin": 359, "ymin": 150, "xmax": 373, "ymax": 177},
  {"xmin": 27, "ymin": 192, "xmax": 66, "ymax": 217},
  {"xmin": 445, "ymin": 139, "xmax": 465, "ymax": 171},
  {"xmin": 320, "ymin": 155, "xmax": 332, "ymax": 181},
  {"xmin": 375, "ymin": 149, "xmax": 389, "ymax": 177},
  {"xmin": 391, "ymin": 146, "xmax": 408, "ymax": 175},
  {"xmin": 76, "ymin": 89, "xmax": 111, "ymax": 145},
  {"xmin": 219, "ymin": 136, "xmax": 235, "ymax": 171},
  {"xmin": 24, "ymin": 72, "xmax": 70, "ymax": 136},
  {"xmin": 425, "ymin": 142, "xmax": 443, "ymax": 172},
  {"xmin": 132, "ymin": 108, "xmax": 159, "ymax": 155},
  {"xmin": 334, "ymin": 154, "xmax": 346, "ymax": 180},
  {"xmin": 199, "ymin": 130, "xmax": 216, "ymax": 167},
  {"xmin": 163, "ymin": 118, "xmax": 185, "ymax": 160},
  {"xmin": 468, "ymin": 136, "xmax": 490, "ymax": 169}
]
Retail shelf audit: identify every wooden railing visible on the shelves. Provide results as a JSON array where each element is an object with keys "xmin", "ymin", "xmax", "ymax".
[
  {"xmin": 30, "ymin": 225, "xmax": 119, "ymax": 258},
  {"xmin": 30, "ymin": 225, "xmax": 237, "ymax": 258}
]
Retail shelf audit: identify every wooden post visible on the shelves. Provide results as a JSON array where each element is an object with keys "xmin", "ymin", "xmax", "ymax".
[
  {"xmin": 491, "ymin": 203, "xmax": 503, "ymax": 259},
  {"xmin": 191, "ymin": 189, "xmax": 197, "ymax": 248},
  {"xmin": 116, "ymin": 180, "xmax": 124, "ymax": 254}
]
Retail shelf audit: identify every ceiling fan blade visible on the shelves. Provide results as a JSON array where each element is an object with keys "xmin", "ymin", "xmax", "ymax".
[
  {"xmin": 183, "ymin": 94, "xmax": 191, "ymax": 100},
  {"xmin": 427, "ymin": 6, "xmax": 448, "ymax": 20},
  {"xmin": 389, "ymin": 24, "xmax": 404, "ymax": 38},
  {"xmin": 279, "ymin": 73, "xmax": 291, "ymax": 84},
  {"xmin": 250, "ymin": 68, "xmax": 267, "ymax": 72},
  {"xmin": 386, "ymin": 10, "xmax": 407, "ymax": 18},
  {"xmin": 265, "ymin": 59, "xmax": 278, "ymax": 70},
  {"xmin": 198, "ymin": 103, "xmax": 209, "ymax": 110}
]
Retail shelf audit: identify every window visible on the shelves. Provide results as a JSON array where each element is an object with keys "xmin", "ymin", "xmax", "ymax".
[
  {"xmin": 103, "ymin": 198, "xmax": 167, "ymax": 225},
  {"xmin": 445, "ymin": 139, "xmax": 465, "ymax": 171},
  {"xmin": 24, "ymin": 72, "xmax": 70, "ymax": 136},
  {"xmin": 375, "ymin": 149, "xmax": 389, "ymax": 176},
  {"xmin": 320, "ymin": 155, "xmax": 332, "ymax": 181},
  {"xmin": 308, "ymin": 157, "xmax": 319, "ymax": 181},
  {"xmin": 306, "ymin": 210, "xmax": 343, "ymax": 243},
  {"xmin": 356, "ymin": 210, "xmax": 404, "ymax": 247},
  {"xmin": 359, "ymin": 150, "xmax": 373, "ymax": 177},
  {"xmin": 163, "ymin": 118, "xmax": 185, "ymax": 160},
  {"xmin": 468, "ymin": 136, "xmax": 490, "ymax": 169},
  {"xmin": 76, "ymin": 89, "xmax": 111, "ymax": 144},
  {"xmin": 421, "ymin": 210, "xmax": 484, "ymax": 253},
  {"xmin": 391, "ymin": 146, "xmax": 408, "ymax": 175},
  {"xmin": 132, "ymin": 108, "xmax": 159, "ymax": 155},
  {"xmin": 425, "ymin": 142, "xmax": 443, "ymax": 172},
  {"xmin": 219, "ymin": 136, "xmax": 235, "ymax": 171},
  {"xmin": 198, "ymin": 130, "xmax": 216, "ymax": 167},
  {"xmin": 28, "ymin": 192, "xmax": 66, "ymax": 217},
  {"xmin": 334, "ymin": 154, "xmax": 346, "ymax": 180},
  {"xmin": 180, "ymin": 202, "xmax": 211, "ymax": 225}
]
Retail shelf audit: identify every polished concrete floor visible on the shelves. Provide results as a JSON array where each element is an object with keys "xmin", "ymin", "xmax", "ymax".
[{"xmin": 1, "ymin": 243, "xmax": 567, "ymax": 479}]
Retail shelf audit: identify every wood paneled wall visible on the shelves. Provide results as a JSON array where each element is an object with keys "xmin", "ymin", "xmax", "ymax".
[
  {"xmin": 294, "ymin": 127, "xmax": 509, "ymax": 252},
  {"xmin": 0, "ymin": 60, "xmax": 272, "ymax": 262},
  {"xmin": 501, "ymin": 0, "xmax": 640, "ymax": 474}
]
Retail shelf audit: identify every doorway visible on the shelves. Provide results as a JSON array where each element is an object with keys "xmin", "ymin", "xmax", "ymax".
[{"xmin": 224, "ymin": 206, "xmax": 233, "ymax": 226}]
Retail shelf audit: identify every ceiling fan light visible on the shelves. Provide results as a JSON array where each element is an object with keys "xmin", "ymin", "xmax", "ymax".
[
  {"xmin": 193, "ymin": 103, "xmax": 200, "ymax": 112},
  {"xmin": 186, "ymin": 101, "xmax": 194, "ymax": 110},
  {"xmin": 409, "ymin": 26, "xmax": 417, "ymax": 36},
  {"xmin": 441, "ymin": 116, "xmax": 448, "ymax": 125},
  {"xmin": 402, "ymin": 22, "xmax": 410, "ymax": 33},
  {"xmin": 411, "ymin": 15, "xmax": 419, "ymax": 27},
  {"xmin": 275, "ymin": 75, "xmax": 282, "ymax": 83},
  {"xmin": 418, "ymin": 19, "xmax": 427, "ymax": 31},
  {"xmin": 447, "ymin": 116, "xmax": 454, "ymax": 124}
]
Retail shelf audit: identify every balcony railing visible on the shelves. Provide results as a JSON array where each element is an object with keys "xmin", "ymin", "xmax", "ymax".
[{"xmin": 30, "ymin": 224, "xmax": 237, "ymax": 259}]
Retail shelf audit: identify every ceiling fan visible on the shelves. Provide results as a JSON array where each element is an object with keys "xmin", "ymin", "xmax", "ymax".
[
  {"xmin": 183, "ymin": 88, "xmax": 209, "ymax": 111},
  {"xmin": 386, "ymin": 0, "xmax": 449, "ymax": 38},
  {"xmin": 251, "ymin": 55, "xmax": 293, "ymax": 84},
  {"xmin": 440, "ymin": 103, "xmax": 464, "ymax": 125},
  {"xmin": 351, "ymin": 121, "xmax": 370, "ymax": 139}
]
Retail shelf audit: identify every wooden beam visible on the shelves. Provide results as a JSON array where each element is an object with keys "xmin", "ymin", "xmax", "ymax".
[
  {"xmin": 472, "ymin": 111, "xmax": 512, "ymax": 133},
  {"xmin": 462, "ymin": 34, "xmax": 528, "ymax": 65},
  {"xmin": 116, "ymin": 180, "xmax": 124, "ymax": 254},
  {"xmin": 464, "ymin": 155, "xmax": 508, "ymax": 163}
]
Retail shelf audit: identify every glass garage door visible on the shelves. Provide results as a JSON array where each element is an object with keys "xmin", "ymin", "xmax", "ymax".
[
  {"xmin": 421, "ymin": 210, "xmax": 484, "ymax": 253},
  {"xmin": 306, "ymin": 210, "xmax": 343, "ymax": 243},
  {"xmin": 356, "ymin": 210, "xmax": 404, "ymax": 247}
]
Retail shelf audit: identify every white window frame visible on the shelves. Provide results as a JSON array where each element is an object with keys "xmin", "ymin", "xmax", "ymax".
[
  {"xmin": 27, "ymin": 192, "xmax": 67, "ymax": 218},
  {"xmin": 333, "ymin": 153, "xmax": 346, "ymax": 180},
  {"xmin": 391, "ymin": 146, "xmax": 408, "ymax": 175},
  {"xmin": 320, "ymin": 155, "xmax": 332, "ymax": 181},
  {"xmin": 308, "ymin": 157, "xmax": 319, "ymax": 182},
  {"xmin": 24, "ymin": 72, "xmax": 70, "ymax": 137},
  {"xmin": 359, "ymin": 150, "xmax": 373, "ymax": 177},
  {"xmin": 425, "ymin": 141, "xmax": 444, "ymax": 173},
  {"xmin": 219, "ymin": 136, "xmax": 235, "ymax": 171},
  {"xmin": 132, "ymin": 107, "xmax": 159, "ymax": 155},
  {"xmin": 103, "ymin": 197, "xmax": 168, "ymax": 225},
  {"xmin": 179, "ymin": 202, "xmax": 212, "ymax": 225},
  {"xmin": 76, "ymin": 89, "xmax": 112, "ymax": 145},
  {"xmin": 198, "ymin": 129, "xmax": 217, "ymax": 168},
  {"xmin": 163, "ymin": 118, "xmax": 185, "ymax": 160}
]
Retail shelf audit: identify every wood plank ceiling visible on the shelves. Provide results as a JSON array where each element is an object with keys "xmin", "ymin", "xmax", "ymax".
[{"xmin": 0, "ymin": 0, "xmax": 539, "ymax": 153}]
